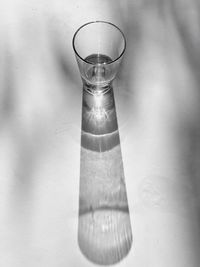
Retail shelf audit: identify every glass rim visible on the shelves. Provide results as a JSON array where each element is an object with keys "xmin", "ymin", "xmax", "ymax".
[{"xmin": 72, "ymin": 20, "xmax": 126, "ymax": 65}]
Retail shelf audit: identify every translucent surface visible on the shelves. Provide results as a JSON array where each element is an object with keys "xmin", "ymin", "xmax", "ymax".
[
  {"xmin": 73, "ymin": 21, "xmax": 126, "ymax": 63},
  {"xmin": 73, "ymin": 21, "xmax": 126, "ymax": 94},
  {"xmin": 83, "ymin": 54, "xmax": 113, "ymax": 86}
]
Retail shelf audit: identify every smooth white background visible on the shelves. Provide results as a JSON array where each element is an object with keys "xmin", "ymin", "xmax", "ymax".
[{"xmin": 0, "ymin": 0, "xmax": 200, "ymax": 266}]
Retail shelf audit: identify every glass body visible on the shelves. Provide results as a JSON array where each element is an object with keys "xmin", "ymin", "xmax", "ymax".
[
  {"xmin": 73, "ymin": 21, "xmax": 132, "ymax": 265},
  {"xmin": 72, "ymin": 21, "xmax": 126, "ymax": 95}
]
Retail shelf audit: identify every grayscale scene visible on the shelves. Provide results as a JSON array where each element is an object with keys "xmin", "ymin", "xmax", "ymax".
[{"xmin": 0, "ymin": 1, "xmax": 200, "ymax": 267}]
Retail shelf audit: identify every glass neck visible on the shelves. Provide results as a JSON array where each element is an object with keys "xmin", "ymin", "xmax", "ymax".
[{"xmin": 82, "ymin": 78, "xmax": 113, "ymax": 95}]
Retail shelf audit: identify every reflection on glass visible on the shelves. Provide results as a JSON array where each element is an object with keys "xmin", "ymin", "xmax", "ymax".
[
  {"xmin": 72, "ymin": 21, "xmax": 126, "ymax": 95},
  {"xmin": 78, "ymin": 87, "xmax": 132, "ymax": 265}
]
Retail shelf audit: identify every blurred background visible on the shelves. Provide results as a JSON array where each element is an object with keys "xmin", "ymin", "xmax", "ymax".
[{"xmin": 1, "ymin": 0, "xmax": 200, "ymax": 266}]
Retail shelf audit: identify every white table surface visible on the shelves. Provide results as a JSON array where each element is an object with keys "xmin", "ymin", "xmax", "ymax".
[{"xmin": 1, "ymin": 0, "xmax": 200, "ymax": 266}]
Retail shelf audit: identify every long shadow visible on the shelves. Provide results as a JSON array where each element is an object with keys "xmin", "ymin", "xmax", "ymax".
[{"xmin": 78, "ymin": 87, "xmax": 132, "ymax": 265}]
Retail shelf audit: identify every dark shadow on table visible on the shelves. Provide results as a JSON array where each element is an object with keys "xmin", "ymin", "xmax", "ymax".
[{"xmin": 78, "ymin": 87, "xmax": 132, "ymax": 265}]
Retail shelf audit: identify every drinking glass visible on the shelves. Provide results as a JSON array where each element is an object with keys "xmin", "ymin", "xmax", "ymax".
[
  {"xmin": 72, "ymin": 21, "xmax": 126, "ymax": 95},
  {"xmin": 72, "ymin": 21, "xmax": 132, "ymax": 265}
]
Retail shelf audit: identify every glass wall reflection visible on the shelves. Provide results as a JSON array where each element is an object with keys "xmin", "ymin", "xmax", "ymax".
[{"xmin": 78, "ymin": 87, "xmax": 132, "ymax": 265}]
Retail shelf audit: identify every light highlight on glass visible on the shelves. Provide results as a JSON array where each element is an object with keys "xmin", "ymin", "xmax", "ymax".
[{"xmin": 72, "ymin": 21, "xmax": 126, "ymax": 94}]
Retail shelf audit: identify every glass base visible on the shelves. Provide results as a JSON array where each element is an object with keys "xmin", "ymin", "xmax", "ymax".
[{"xmin": 83, "ymin": 80, "xmax": 112, "ymax": 95}]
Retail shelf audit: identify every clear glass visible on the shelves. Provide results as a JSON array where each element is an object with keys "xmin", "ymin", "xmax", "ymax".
[
  {"xmin": 72, "ymin": 21, "xmax": 126, "ymax": 95},
  {"xmin": 73, "ymin": 21, "xmax": 132, "ymax": 265}
]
